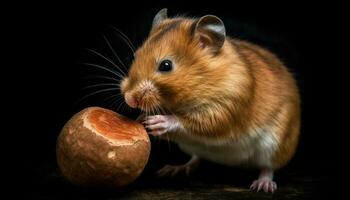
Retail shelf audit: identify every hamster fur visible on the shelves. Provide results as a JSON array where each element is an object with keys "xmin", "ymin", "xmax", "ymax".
[{"xmin": 121, "ymin": 8, "xmax": 300, "ymax": 193}]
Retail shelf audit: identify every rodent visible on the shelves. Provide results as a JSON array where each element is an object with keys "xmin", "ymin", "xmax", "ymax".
[{"xmin": 120, "ymin": 8, "xmax": 300, "ymax": 193}]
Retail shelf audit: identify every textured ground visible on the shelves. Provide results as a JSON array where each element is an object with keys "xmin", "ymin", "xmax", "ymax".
[{"xmin": 25, "ymin": 158, "xmax": 333, "ymax": 200}]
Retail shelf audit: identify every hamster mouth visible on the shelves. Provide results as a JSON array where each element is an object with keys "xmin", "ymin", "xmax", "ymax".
[
  {"xmin": 138, "ymin": 91, "xmax": 159, "ymax": 112},
  {"xmin": 124, "ymin": 91, "xmax": 153, "ymax": 110},
  {"xmin": 138, "ymin": 81, "xmax": 160, "ymax": 112},
  {"xmin": 125, "ymin": 80, "xmax": 160, "ymax": 113}
]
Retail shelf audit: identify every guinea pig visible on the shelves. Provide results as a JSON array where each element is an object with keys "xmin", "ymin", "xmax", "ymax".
[{"xmin": 120, "ymin": 8, "xmax": 300, "ymax": 193}]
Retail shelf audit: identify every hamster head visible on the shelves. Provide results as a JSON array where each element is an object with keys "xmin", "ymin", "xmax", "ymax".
[{"xmin": 121, "ymin": 8, "xmax": 229, "ymax": 113}]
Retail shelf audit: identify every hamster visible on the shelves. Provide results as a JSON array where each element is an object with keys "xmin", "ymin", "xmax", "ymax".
[{"xmin": 120, "ymin": 8, "xmax": 300, "ymax": 193}]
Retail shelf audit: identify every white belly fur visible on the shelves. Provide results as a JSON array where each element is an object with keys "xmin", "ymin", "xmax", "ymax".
[{"xmin": 172, "ymin": 126, "xmax": 280, "ymax": 168}]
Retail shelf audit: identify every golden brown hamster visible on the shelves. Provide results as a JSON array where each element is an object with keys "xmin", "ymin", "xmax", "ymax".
[{"xmin": 121, "ymin": 8, "xmax": 300, "ymax": 193}]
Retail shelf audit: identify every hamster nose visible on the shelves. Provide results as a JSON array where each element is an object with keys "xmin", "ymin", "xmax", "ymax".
[{"xmin": 125, "ymin": 93, "xmax": 138, "ymax": 108}]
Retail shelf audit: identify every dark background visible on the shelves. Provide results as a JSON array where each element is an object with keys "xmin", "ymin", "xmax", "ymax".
[{"xmin": 6, "ymin": 1, "xmax": 344, "ymax": 199}]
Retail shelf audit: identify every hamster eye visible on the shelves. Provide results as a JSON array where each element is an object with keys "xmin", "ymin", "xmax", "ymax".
[{"xmin": 158, "ymin": 60, "xmax": 173, "ymax": 72}]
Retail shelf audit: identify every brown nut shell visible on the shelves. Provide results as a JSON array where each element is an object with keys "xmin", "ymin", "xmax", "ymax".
[{"xmin": 56, "ymin": 107, "xmax": 150, "ymax": 187}]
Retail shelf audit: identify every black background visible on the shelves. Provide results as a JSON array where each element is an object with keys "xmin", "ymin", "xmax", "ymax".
[{"xmin": 6, "ymin": 1, "xmax": 344, "ymax": 199}]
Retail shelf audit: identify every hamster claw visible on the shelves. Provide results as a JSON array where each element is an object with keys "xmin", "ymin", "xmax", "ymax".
[
  {"xmin": 156, "ymin": 165, "xmax": 182, "ymax": 177},
  {"xmin": 143, "ymin": 115, "xmax": 181, "ymax": 136},
  {"xmin": 156, "ymin": 155, "xmax": 200, "ymax": 177},
  {"xmin": 250, "ymin": 178, "xmax": 277, "ymax": 193},
  {"xmin": 156, "ymin": 164, "xmax": 195, "ymax": 177}
]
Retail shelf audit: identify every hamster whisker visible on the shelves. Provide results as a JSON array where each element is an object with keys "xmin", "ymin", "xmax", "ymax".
[
  {"xmin": 154, "ymin": 106, "xmax": 159, "ymax": 116},
  {"xmin": 82, "ymin": 75, "xmax": 120, "ymax": 83},
  {"xmin": 156, "ymin": 105, "xmax": 164, "ymax": 116},
  {"xmin": 103, "ymin": 35, "xmax": 129, "ymax": 73},
  {"xmin": 160, "ymin": 106, "xmax": 167, "ymax": 115},
  {"xmin": 149, "ymin": 106, "xmax": 153, "ymax": 116},
  {"xmin": 111, "ymin": 96, "xmax": 123, "ymax": 109},
  {"xmin": 116, "ymin": 98, "xmax": 126, "ymax": 113},
  {"xmin": 116, "ymin": 99, "xmax": 125, "ymax": 112},
  {"xmin": 126, "ymin": 102, "xmax": 133, "ymax": 113},
  {"xmin": 122, "ymin": 101, "xmax": 129, "ymax": 114},
  {"xmin": 76, "ymin": 87, "xmax": 119, "ymax": 104},
  {"xmin": 157, "ymin": 104, "xmax": 167, "ymax": 116},
  {"xmin": 151, "ymin": 105, "xmax": 156, "ymax": 116},
  {"xmin": 113, "ymin": 97, "xmax": 124, "ymax": 111},
  {"xmin": 153, "ymin": 106, "xmax": 157, "ymax": 115},
  {"xmin": 86, "ymin": 49, "xmax": 126, "ymax": 77},
  {"xmin": 150, "ymin": 103, "xmax": 155, "ymax": 115},
  {"xmin": 144, "ymin": 104, "xmax": 148, "ymax": 117},
  {"xmin": 145, "ymin": 104, "xmax": 150, "ymax": 121},
  {"xmin": 110, "ymin": 26, "xmax": 136, "ymax": 53},
  {"xmin": 106, "ymin": 96, "xmax": 122, "ymax": 110},
  {"xmin": 124, "ymin": 102, "xmax": 132, "ymax": 111},
  {"xmin": 82, "ymin": 83, "xmax": 120, "ymax": 90},
  {"xmin": 80, "ymin": 62, "xmax": 124, "ymax": 79},
  {"xmin": 103, "ymin": 93, "xmax": 122, "ymax": 105},
  {"xmin": 154, "ymin": 106, "xmax": 160, "ymax": 116}
]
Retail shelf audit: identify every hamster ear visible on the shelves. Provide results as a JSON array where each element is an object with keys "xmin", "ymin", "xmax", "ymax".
[
  {"xmin": 152, "ymin": 8, "xmax": 168, "ymax": 27},
  {"xmin": 193, "ymin": 15, "xmax": 226, "ymax": 53}
]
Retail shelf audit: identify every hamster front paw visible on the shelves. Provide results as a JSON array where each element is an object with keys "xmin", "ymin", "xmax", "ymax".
[{"xmin": 142, "ymin": 115, "xmax": 182, "ymax": 136}]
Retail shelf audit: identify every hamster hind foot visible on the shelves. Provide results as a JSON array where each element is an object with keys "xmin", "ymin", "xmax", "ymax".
[
  {"xmin": 156, "ymin": 155, "xmax": 200, "ymax": 177},
  {"xmin": 250, "ymin": 168, "xmax": 277, "ymax": 193}
]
